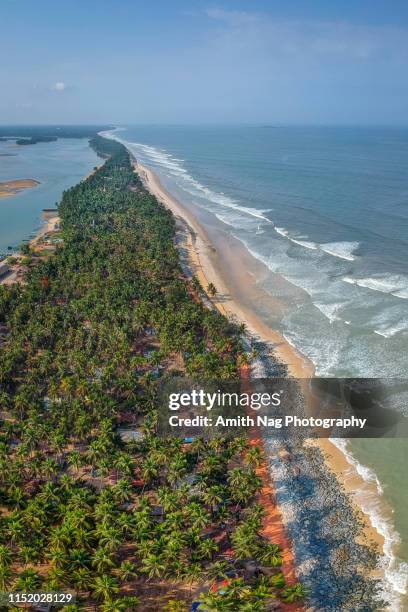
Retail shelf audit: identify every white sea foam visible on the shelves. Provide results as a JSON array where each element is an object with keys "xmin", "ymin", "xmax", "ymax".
[
  {"xmin": 320, "ymin": 241, "xmax": 360, "ymax": 261},
  {"xmin": 331, "ymin": 439, "xmax": 407, "ymax": 610},
  {"xmin": 274, "ymin": 227, "xmax": 318, "ymax": 250},
  {"xmin": 343, "ymin": 274, "xmax": 408, "ymax": 300},
  {"xmin": 313, "ymin": 301, "xmax": 343, "ymax": 323},
  {"xmin": 373, "ymin": 321, "xmax": 408, "ymax": 338},
  {"xmin": 273, "ymin": 228, "xmax": 360, "ymax": 262}
]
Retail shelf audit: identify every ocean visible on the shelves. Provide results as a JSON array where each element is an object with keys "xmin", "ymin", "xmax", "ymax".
[
  {"xmin": 0, "ymin": 138, "xmax": 99, "ymax": 254},
  {"xmin": 111, "ymin": 125, "xmax": 408, "ymax": 607}
]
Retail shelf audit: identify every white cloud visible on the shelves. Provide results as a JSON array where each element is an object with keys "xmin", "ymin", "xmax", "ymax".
[{"xmin": 52, "ymin": 82, "xmax": 67, "ymax": 92}]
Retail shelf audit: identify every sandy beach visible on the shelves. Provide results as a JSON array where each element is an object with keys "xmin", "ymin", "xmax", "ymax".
[{"xmin": 133, "ymin": 160, "xmax": 386, "ymax": 557}]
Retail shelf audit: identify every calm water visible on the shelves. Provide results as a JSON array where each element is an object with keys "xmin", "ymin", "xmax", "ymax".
[
  {"xmin": 112, "ymin": 125, "xmax": 408, "ymax": 606},
  {"xmin": 0, "ymin": 138, "xmax": 99, "ymax": 253}
]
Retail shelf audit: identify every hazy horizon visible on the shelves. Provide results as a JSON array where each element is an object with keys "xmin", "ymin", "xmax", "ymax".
[{"xmin": 2, "ymin": 123, "xmax": 408, "ymax": 129}]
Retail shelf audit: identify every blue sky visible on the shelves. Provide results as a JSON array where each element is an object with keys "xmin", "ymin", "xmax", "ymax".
[{"xmin": 1, "ymin": 0, "xmax": 408, "ymax": 125}]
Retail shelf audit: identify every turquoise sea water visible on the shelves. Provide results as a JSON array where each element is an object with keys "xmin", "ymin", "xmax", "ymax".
[
  {"xmin": 111, "ymin": 125, "xmax": 408, "ymax": 607},
  {"xmin": 0, "ymin": 138, "xmax": 99, "ymax": 254}
]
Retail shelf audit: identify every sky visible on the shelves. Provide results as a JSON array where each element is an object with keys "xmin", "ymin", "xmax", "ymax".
[{"xmin": 1, "ymin": 0, "xmax": 408, "ymax": 125}]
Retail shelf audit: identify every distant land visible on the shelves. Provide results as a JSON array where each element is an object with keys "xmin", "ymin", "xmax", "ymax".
[{"xmin": 0, "ymin": 125, "xmax": 112, "ymax": 145}]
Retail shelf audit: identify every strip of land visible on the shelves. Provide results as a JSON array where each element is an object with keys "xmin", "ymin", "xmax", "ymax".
[
  {"xmin": 0, "ymin": 136, "xmax": 309, "ymax": 610},
  {"xmin": 0, "ymin": 178, "xmax": 40, "ymax": 198}
]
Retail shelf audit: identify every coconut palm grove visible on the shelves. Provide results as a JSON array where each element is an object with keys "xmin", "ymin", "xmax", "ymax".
[{"xmin": 0, "ymin": 135, "xmax": 308, "ymax": 610}]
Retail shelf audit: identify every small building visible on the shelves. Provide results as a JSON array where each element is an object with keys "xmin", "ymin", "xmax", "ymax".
[{"xmin": 117, "ymin": 427, "xmax": 144, "ymax": 443}]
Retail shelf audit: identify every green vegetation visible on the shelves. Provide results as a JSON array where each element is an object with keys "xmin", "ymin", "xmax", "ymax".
[
  {"xmin": 16, "ymin": 136, "xmax": 58, "ymax": 145},
  {"xmin": 0, "ymin": 125, "xmax": 111, "ymax": 144},
  {"xmin": 0, "ymin": 136, "xmax": 304, "ymax": 609}
]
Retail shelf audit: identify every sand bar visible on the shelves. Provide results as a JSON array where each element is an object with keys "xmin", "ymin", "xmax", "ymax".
[{"xmin": 0, "ymin": 178, "xmax": 40, "ymax": 198}]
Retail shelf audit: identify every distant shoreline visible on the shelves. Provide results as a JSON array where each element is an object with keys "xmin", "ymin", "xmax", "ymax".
[{"xmin": 0, "ymin": 178, "xmax": 40, "ymax": 198}]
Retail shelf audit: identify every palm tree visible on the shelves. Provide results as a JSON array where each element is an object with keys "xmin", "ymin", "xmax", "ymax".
[
  {"xmin": 117, "ymin": 560, "xmax": 137, "ymax": 582},
  {"xmin": 201, "ymin": 485, "xmax": 224, "ymax": 513},
  {"xmin": 197, "ymin": 538, "xmax": 218, "ymax": 560},
  {"xmin": 269, "ymin": 572, "xmax": 285, "ymax": 589},
  {"xmin": 72, "ymin": 567, "xmax": 92, "ymax": 591},
  {"xmin": 186, "ymin": 503, "xmax": 210, "ymax": 530},
  {"xmin": 0, "ymin": 565, "xmax": 12, "ymax": 591},
  {"xmin": 163, "ymin": 531, "xmax": 186, "ymax": 559},
  {"xmin": 0, "ymin": 544, "xmax": 12, "ymax": 567},
  {"xmin": 92, "ymin": 547, "xmax": 115, "ymax": 574},
  {"xmin": 181, "ymin": 562, "xmax": 203, "ymax": 595},
  {"xmin": 281, "ymin": 583, "xmax": 308, "ymax": 603},
  {"xmin": 206, "ymin": 560, "xmax": 229, "ymax": 582},
  {"xmin": 196, "ymin": 590, "xmax": 234, "ymax": 611},
  {"xmin": 140, "ymin": 553, "xmax": 166, "ymax": 580},
  {"xmin": 68, "ymin": 548, "xmax": 91, "ymax": 570},
  {"xmin": 114, "ymin": 454, "xmax": 134, "ymax": 478},
  {"xmin": 256, "ymin": 544, "xmax": 282, "ymax": 568},
  {"xmin": 68, "ymin": 450, "xmax": 83, "ymax": 472},
  {"xmin": 92, "ymin": 574, "xmax": 120, "ymax": 602},
  {"xmin": 113, "ymin": 478, "xmax": 133, "ymax": 503},
  {"xmin": 100, "ymin": 596, "xmax": 140, "ymax": 611},
  {"xmin": 244, "ymin": 446, "xmax": 263, "ymax": 468},
  {"xmin": 141, "ymin": 457, "xmax": 158, "ymax": 483},
  {"xmin": 14, "ymin": 568, "xmax": 42, "ymax": 591}
]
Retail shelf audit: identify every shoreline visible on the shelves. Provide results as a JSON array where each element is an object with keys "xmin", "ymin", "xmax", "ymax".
[
  {"xmin": 0, "ymin": 211, "xmax": 60, "ymax": 286},
  {"xmin": 132, "ymin": 160, "xmax": 387, "ymax": 554}
]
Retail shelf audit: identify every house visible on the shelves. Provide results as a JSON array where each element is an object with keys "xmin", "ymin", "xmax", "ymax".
[{"xmin": 117, "ymin": 427, "xmax": 144, "ymax": 442}]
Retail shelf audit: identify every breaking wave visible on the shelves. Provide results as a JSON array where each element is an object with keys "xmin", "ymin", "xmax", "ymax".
[
  {"xmin": 343, "ymin": 274, "xmax": 408, "ymax": 300},
  {"xmin": 273, "ymin": 227, "xmax": 359, "ymax": 261},
  {"xmin": 274, "ymin": 227, "xmax": 318, "ymax": 250},
  {"xmin": 320, "ymin": 241, "xmax": 360, "ymax": 261}
]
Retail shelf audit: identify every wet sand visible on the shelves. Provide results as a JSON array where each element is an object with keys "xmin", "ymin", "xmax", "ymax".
[{"xmin": 134, "ymin": 160, "xmax": 385, "ymax": 554}]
